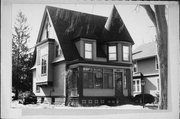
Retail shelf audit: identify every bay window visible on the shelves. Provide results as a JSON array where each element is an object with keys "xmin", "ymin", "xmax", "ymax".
[
  {"xmin": 123, "ymin": 45, "xmax": 130, "ymax": 61},
  {"xmin": 108, "ymin": 45, "xmax": 117, "ymax": 61},
  {"xmin": 41, "ymin": 55, "xmax": 47, "ymax": 75}
]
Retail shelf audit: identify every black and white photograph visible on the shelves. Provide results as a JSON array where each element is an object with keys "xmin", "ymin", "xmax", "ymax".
[{"xmin": 1, "ymin": 0, "xmax": 179, "ymax": 119}]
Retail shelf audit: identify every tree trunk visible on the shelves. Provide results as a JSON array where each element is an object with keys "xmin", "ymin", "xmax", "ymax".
[
  {"xmin": 142, "ymin": 5, "xmax": 168, "ymax": 109},
  {"xmin": 154, "ymin": 5, "xmax": 168, "ymax": 109}
]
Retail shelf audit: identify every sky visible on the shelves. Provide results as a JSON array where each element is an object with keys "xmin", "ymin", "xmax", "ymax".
[{"xmin": 12, "ymin": 4, "xmax": 156, "ymax": 51}]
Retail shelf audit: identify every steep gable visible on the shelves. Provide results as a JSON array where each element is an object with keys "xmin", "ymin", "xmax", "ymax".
[
  {"xmin": 102, "ymin": 5, "xmax": 134, "ymax": 43},
  {"xmin": 46, "ymin": 5, "xmax": 134, "ymax": 61},
  {"xmin": 32, "ymin": 5, "xmax": 135, "ymax": 65},
  {"xmin": 46, "ymin": 6, "xmax": 107, "ymax": 61}
]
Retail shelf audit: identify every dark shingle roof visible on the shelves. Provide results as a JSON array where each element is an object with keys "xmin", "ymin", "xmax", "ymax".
[
  {"xmin": 46, "ymin": 6, "xmax": 108, "ymax": 60},
  {"xmin": 32, "ymin": 5, "xmax": 134, "ymax": 65},
  {"xmin": 132, "ymin": 41, "xmax": 157, "ymax": 60}
]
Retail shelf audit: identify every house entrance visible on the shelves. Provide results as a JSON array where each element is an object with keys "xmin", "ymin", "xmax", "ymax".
[{"xmin": 115, "ymin": 72, "xmax": 123, "ymax": 97}]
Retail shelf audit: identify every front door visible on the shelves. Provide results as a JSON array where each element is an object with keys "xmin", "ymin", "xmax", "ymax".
[{"xmin": 115, "ymin": 72, "xmax": 123, "ymax": 97}]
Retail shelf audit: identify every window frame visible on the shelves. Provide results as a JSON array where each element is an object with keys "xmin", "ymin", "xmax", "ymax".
[
  {"xmin": 122, "ymin": 45, "xmax": 130, "ymax": 62},
  {"xmin": 82, "ymin": 67, "xmax": 113, "ymax": 89},
  {"xmin": 36, "ymin": 85, "xmax": 40, "ymax": 93},
  {"xmin": 103, "ymin": 68, "xmax": 113, "ymax": 89},
  {"xmin": 83, "ymin": 67, "xmax": 94, "ymax": 88},
  {"xmin": 41, "ymin": 54, "xmax": 48, "ymax": 76},
  {"xmin": 155, "ymin": 56, "xmax": 159, "ymax": 70},
  {"xmin": 55, "ymin": 45, "xmax": 62, "ymax": 57},
  {"xmin": 133, "ymin": 79, "xmax": 141, "ymax": 93},
  {"xmin": 133, "ymin": 61, "xmax": 138, "ymax": 72},
  {"xmin": 108, "ymin": 44, "xmax": 118, "ymax": 61},
  {"xmin": 84, "ymin": 42, "xmax": 93, "ymax": 60}
]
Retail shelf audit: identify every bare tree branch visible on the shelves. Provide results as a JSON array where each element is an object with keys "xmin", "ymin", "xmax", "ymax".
[{"xmin": 141, "ymin": 5, "xmax": 157, "ymax": 27}]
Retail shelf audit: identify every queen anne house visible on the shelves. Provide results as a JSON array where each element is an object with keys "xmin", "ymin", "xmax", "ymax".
[{"xmin": 31, "ymin": 5, "xmax": 134, "ymax": 106}]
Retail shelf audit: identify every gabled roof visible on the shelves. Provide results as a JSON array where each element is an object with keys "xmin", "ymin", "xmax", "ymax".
[
  {"xmin": 33, "ymin": 5, "xmax": 134, "ymax": 64},
  {"xmin": 46, "ymin": 6, "xmax": 107, "ymax": 60},
  {"xmin": 102, "ymin": 5, "xmax": 134, "ymax": 43},
  {"xmin": 132, "ymin": 41, "xmax": 157, "ymax": 60}
]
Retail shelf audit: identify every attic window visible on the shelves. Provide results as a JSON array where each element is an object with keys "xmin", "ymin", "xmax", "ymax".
[
  {"xmin": 56, "ymin": 45, "xmax": 62, "ymax": 57},
  {"xmin": 84, "ymin": 42, "xmax": 92, "ymax": 59},
  {"xmin": 108, "ymin": 45, "xmax": 117, "ymax": 61},
  {"xmin": 46, "ymin": 20, "xmax": 51, "ymax": 39}
]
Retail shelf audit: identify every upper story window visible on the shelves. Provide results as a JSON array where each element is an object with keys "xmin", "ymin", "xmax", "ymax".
[
  {"xmin": 155, "ymin": 56, "xmax": 159, "ymax": 70},
  {"xmin": 133, "ymin": 61, "xmax": 137, "ymax": 72},
  {"xmin": 46, "ymin": 18, "xmax": 51, "ymax": 39},
  {"xmin": 41, "ymin": 54, "xmax": 47, "ymax": 75},
  {"xmin": 84, "ymin": 42, "xmax": 93, "ymax": 59},
  {"xmin": 122, "ymin": 45, "xmax": 130, "ymax": 61},
  {"xmin": 55, "ymin": 45, "xmax": 62, "ymax": 57},
  {"xmin": 40, "ymin": 46, "xmax": 48, "ymax": 75},
  {"xmin": 108, "ymin": 45, "xmax": 117, "ymax": 61}
]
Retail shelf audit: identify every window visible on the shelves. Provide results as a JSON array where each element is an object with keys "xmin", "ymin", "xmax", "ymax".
[
  {"xmin": 94, "ymin": 68, "xmax": 103, "ymax": 89},
  {"xmin": 83, "ymin": 67, "xmax": 93, "ymax": 88},
  {"xmin": 46, "ymin": 18, "xmax": 51, "ymax": 39},
  {"xmin": 36, "ymin": 85, "xmax": 40, "ymax": 93},
  {"xmin": 133, "ymin": 79, "xmax": 141, "ymax": 92},
  {"xmin": 84, "ymin": 42, "xmax": 92, "ymax": 59},
  {"xmin": 108, "ymin": 45, "xmax": 117, "ymax": 61},
  {"xmin": 41, "ymin": 55, "xmax": 47, "ymax": 75},
  {"xmin": 133, "ymin": 61, "xmax": 137, "ymax": 72},
  {"xmin": 55, "ymin": 45, "xmax": 62, "ymax": 57},
  {"xmin": 103, "ymin": 69, "xmax": 113, "ymax": 88},
  {"xmin": 155, "ymin": 57, "xmax": 159, "ymax": 70},
  {"xmin": 83, "ymin": 67, "xmax": 113, "ymax": 89},
  {"xmin": 123, "ymin": 45, "xmax": 130, "ymax": 61}
]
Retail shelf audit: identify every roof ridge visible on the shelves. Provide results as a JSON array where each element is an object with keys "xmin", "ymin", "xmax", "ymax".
[{"xmin": 46, "ymin": 5, "xmax": 108, "ymax": 19}]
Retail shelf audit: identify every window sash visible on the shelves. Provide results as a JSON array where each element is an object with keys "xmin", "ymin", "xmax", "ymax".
[
  {"xmin": 56, "ymin": 45, "xmax": 62, "ymax": 57},
  {"xmin": 123, "ymin": 45, "xmax": 130, "ymax": 61},
  {"xmin": 41, "ymin": 55, "xmax": 47, "ymax": 75},
  {"xmin": 83, "ymin": 67, "xmax": 113, "ymax": 89},
  {"xmin": 133, "ymin": 62, "xmax": 137, "ymax": 72},
  {"xmin": 133, "ymin": 79, "xmax": 141, "ymax": 92},
  {"xmin": 36, "ymin": 85, "xmax": 40, "ymax": 93},
  {"xmin": 85, "ymin": 43, "xmax": 92, "ymax": 59},
  {"xmin": 108, "ymin": 45, "xmax": 117, "ymax": 61}
]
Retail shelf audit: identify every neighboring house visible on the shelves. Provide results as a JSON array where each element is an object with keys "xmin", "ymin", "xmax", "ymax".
[
  {"xmin": 132, "ymin": 42, "xmax": 160, "ymax": 97},
  {"xmin": 31, "ymin": 5, "xmax": 134, "ymax": 106}
]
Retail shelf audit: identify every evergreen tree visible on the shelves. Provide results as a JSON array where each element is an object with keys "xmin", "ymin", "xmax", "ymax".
[{"xmin": 12, "ymin": 11, "xmax": 33, "ymax": 99}]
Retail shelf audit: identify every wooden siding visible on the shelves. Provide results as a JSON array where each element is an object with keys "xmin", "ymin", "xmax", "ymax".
[
  {"xmin": 137, "ymin": 57, "xmax": 159, "ymax": 75},
  {"xmin": 52, "ymin": 63, "xmax": 66, "ymax": 96}
]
